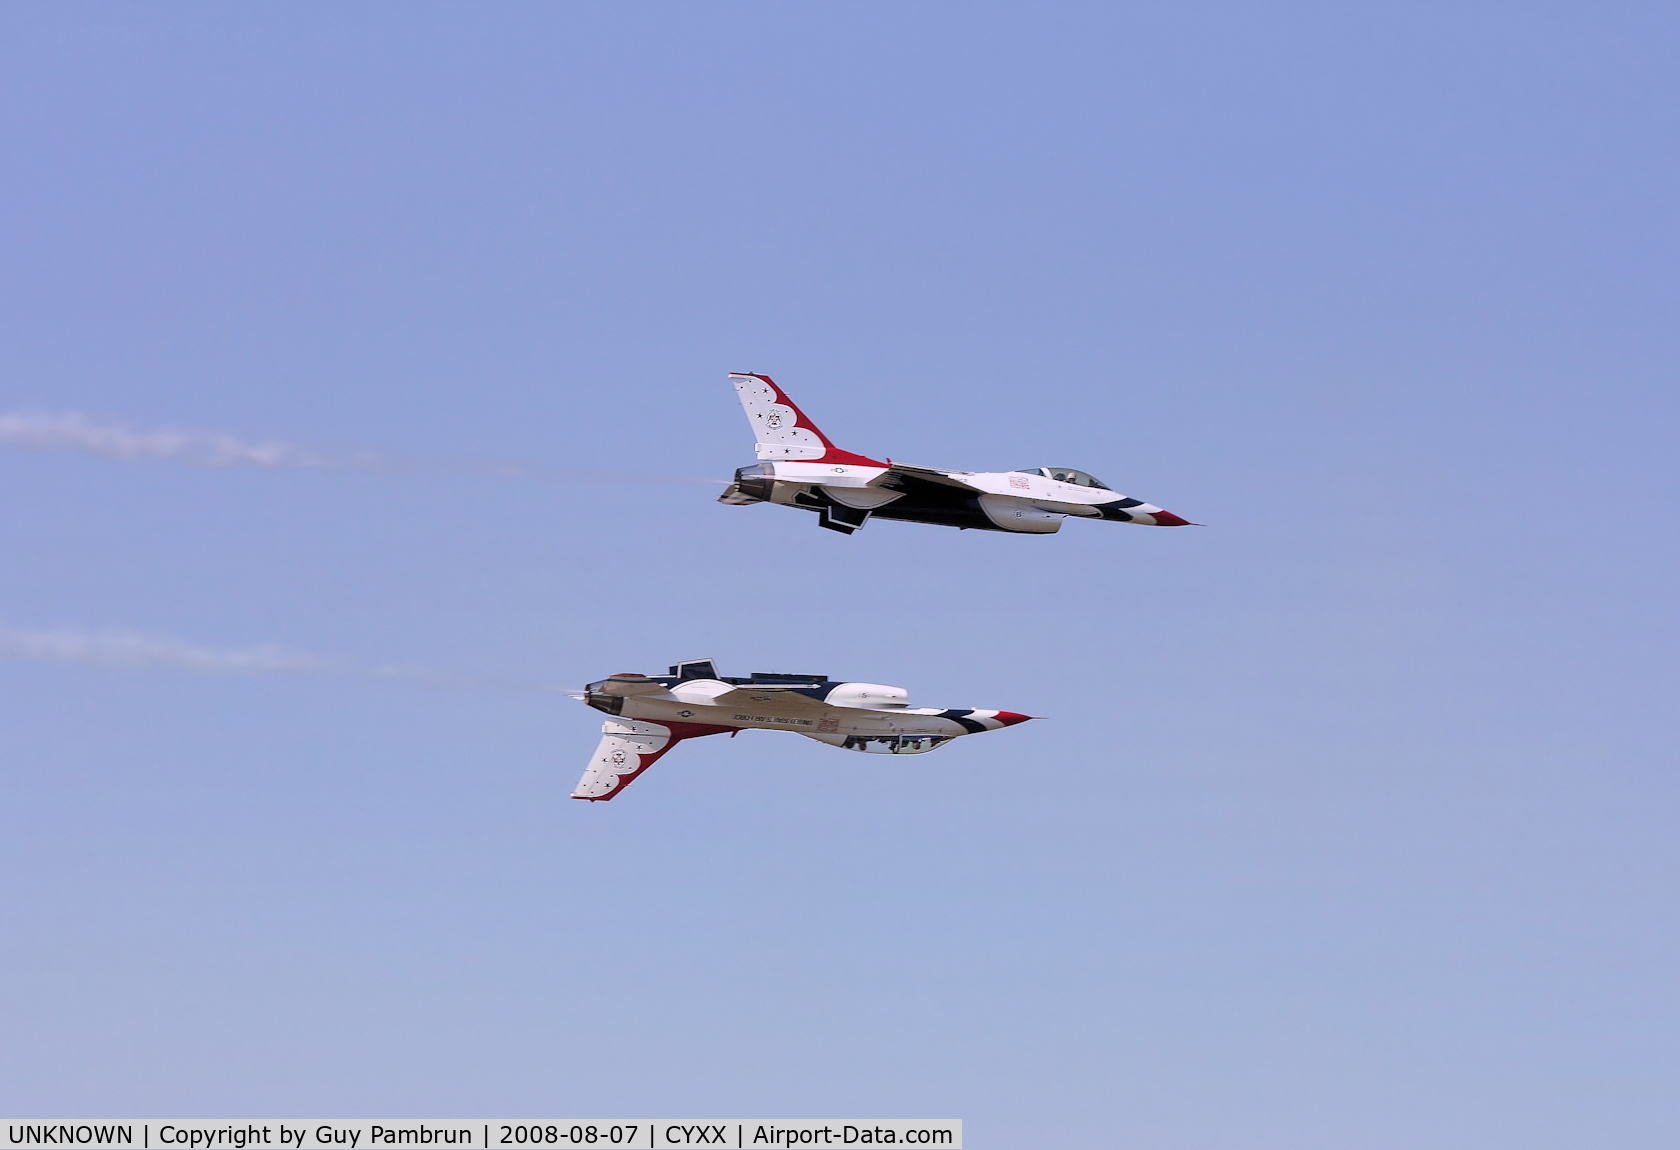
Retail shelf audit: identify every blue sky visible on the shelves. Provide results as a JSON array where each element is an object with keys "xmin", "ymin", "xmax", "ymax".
[{"xmin": 1, "ymin": 3, "xmax": 1676, "ymax": 1146}]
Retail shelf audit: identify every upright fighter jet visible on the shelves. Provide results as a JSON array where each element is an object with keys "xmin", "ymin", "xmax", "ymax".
[
  {"xmin": 572, "ymin": 659, "xmax": 1031, "ymax": 801},
  {"xmin": 717, "ymin": 373, "xmax": 1193, "ymax": 535}
]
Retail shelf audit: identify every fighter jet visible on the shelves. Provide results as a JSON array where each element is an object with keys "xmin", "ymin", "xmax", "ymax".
[
  {"xmin": 717, "ymin": 372, "xmax": 1193, "ymax": 534},
  {"xmin": 572, "ymin": 659, "xmax": 1032, "ymax": 801}
]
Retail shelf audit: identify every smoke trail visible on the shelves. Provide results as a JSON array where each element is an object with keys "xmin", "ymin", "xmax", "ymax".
[
  {"xmin": 0, "ymin": 623, "xmax": 552, "ymax": 692},
  {"xmin": 0, "ymin": 624, "xmax": 335, "ymax": 672},
  {"xmin": 0, "ymin": 411, "xmax": 726, "ymax": 484},
  {"xmin": 0, "ymin": 412, "xmax": 343, "ymax": 469}
]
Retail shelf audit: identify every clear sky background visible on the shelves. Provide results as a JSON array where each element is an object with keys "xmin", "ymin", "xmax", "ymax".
[{"xmin": 1, "ymin": 3, "xmax": 1676, "ymax": 1146}]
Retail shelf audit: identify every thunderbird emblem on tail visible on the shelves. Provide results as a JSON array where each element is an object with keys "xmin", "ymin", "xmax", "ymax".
[
  {"xmin": 572, "ymin": 659, "xmax": 1032, "ymax": 801},
  {"xmin": 717, "ymin": 372, "xmax": 1194, "ymax": 534}
]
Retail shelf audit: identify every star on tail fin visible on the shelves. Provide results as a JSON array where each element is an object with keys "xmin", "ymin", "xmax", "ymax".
[
  {"xmin": 571, "ymin": 718, "xmax": 732, "ymax": 801},
  {"xmin": 728, "ymin": 373, "xmax": 886, "ymax": 467}
]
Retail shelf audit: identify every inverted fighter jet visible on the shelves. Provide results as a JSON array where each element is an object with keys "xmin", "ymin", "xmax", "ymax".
[
  {"xmin": 572, "ymin": 659, "xmax": 1031, "ymax": 801},
  {"xmin": 717, "ymin": 372, "xmax": 1192, "ymax": 534}
]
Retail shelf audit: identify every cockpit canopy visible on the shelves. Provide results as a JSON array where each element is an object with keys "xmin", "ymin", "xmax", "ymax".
[{"xmin": 1013, "ymin": 467, "xmax": 1111, "ymax": 490}]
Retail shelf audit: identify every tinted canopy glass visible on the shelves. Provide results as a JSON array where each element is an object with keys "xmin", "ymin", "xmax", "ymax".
[{"xmin": 1043, "ymin": 467, "xmax": 1110, "ymax": 489}]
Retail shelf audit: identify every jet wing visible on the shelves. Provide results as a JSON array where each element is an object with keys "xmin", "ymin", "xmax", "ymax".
[
  {"xmin": 882, "ymin": 462, "xmax": 985, "ymax": 492},
  {"xmin": 706, "ymin": 686, "xmax": 830, "ymax": 712}
]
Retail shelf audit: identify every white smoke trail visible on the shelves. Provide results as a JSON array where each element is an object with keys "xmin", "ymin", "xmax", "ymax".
[
  {"xmin": 0, "ymin": 624, "xmax": 336, "ymax": 673},
  {"xmin": 0, "ymin": 412, "xmax": 341, "ymax": 469},
  {"xmin": 0, "ymin": 411, "xmax": 726, "ymax": 483},
  {"xmin": 0, "ymin": 623, "xmax": 553, "ymax": 692}
]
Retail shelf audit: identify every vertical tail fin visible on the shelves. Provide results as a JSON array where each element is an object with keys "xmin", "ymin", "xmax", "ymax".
[
  {"xmin": 572, "ymin": 719, "xmax": 674, "ymax": 801},
  {"xmin": 728, "ymin": 373, "xmax": 886, "ymax": 467},
  {"xmin": 571, "ymin": 718, "xmax": 733, "ymax": 801}
]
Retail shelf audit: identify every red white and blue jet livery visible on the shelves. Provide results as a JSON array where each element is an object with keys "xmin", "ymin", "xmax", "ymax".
[
  {"xmin": 717, "ymin": 372, "xmax": 1194, "ymax": 535},
  {"xmin": 572, "ymin": 659, "xmax": 1032, "ymax": 801}
]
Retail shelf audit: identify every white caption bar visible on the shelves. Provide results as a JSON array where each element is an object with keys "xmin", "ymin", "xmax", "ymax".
[{"xmin": 2, "ymin": 1124, "xmax": 959, "ymax": 1150}]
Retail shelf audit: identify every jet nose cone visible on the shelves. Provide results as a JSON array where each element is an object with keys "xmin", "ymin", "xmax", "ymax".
[
  {"xmin": 1150, "ymin": 510, "xmax": 1192, "ymax": 527},
  {"xmin": 994, "ymin": 711, "xmax": 1033, "ymax": 726}
]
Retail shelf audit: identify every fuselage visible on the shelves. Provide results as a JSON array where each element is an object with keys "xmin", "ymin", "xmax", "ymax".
[
  {"xmin": 729, "ymin": 460, "xmax": 1187, "ymax": 534},
  {"xmin": 570, "ymin": 662, "xmax": 1033, "ymax": 799},
  {"xmin": 718, "ymin": 371, "xmax": 1192, "ymax": 535},
  {"xmin": 584, "ymin": 668, "xmax": 1028, "ymax": 755}
]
